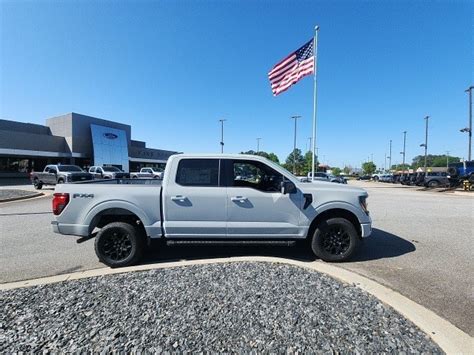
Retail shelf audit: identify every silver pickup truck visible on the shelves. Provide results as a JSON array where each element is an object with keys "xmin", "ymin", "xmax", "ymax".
[{"xmin": 52, "ymin": 154, "xmax": 372, "ymax": 267}]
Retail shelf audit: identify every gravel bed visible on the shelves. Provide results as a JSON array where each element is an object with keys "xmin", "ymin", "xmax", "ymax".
[
  {"xmin": 0, "ymin": 262, "xmax": 443, "ymax": 353},
  {"xmin": 0, "ymin": 189, "xmax": 39, "ymax": 201}
]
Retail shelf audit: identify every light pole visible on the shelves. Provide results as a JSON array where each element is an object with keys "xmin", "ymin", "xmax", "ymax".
[
  {"xmin": 446, "ymin": 150, "xmax": 450, "ymax": 168},
  {"xmin": 307, "ymin": 137, "xmax": 312, "ymax": 153},
  {"xmin": 256, "ymin": 138, "xmax": 262, "ymax": 153},
  {"xmin": 400, "ymin": 131, "xmax": 407, "ymax": 169},
  {"xmin": 290, "ymin": 115, "xmax": 302, "ymax": 174},
  {"xmin": 461, "ymin": 86, "xmax": 473, "ymax": 160},
  {"xmin": 419, "ymin": 116, "xmax": 429, "ymax": 172},
  {"xmin": 388, "ymin": 139, "xmax": 392, "ymax": 172},
  {"xmin": 219, "ymin": 119, "xmax": 226, "ymax": 153}
]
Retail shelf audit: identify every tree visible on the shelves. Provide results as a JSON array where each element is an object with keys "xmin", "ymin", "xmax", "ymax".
[
  {"xmin": 343, "ymin": 165, "xmax": 352, "ymax": 175},
  {"xmin": 411, "ymin": 154, "xmax": 460, "ymax": 168},
  {"xmin": 303, "ymin": 151, "xmax": 317, "ymax": 175},
  {"xmin": 331, "ymin": 167, "xmax": 342, "ymax": 176},
  {"xmin": 284, "ymin": 148, "xmax": 305, "ymax": 175},
  {"xmin": 362, "ymin": 161, "xmax": 376, "ymax": 175},
  {"xmin": 391, "ymin": 163, "xmax": 411, "ymax": 171},
  {"xmin": 240, "ymin": 150, "xmax": 280, "ymax": 163}
]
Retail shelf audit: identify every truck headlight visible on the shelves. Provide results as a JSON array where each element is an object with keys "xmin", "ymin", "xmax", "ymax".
[{"xmin": 359, "ymin": 196, "xmax": 369, "ymax": 215}]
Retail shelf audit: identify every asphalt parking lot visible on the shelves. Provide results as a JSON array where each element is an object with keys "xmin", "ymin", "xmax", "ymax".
[{"xmin": 0, "ymin": 181, "xmax": 473, "ymax": 336}]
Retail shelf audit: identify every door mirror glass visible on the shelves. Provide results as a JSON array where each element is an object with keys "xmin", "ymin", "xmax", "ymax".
[{"xmin": 281, "ymin": 181, "xmax": 296, "ymax": 194}]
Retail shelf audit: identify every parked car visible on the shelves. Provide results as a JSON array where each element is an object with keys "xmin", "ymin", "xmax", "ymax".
[
  {"xmin": 414, "ymin": 172, "xmax": 426, "ymax": 186},
  {"xmin": 424, "ymin": 172, "xmax": 449, "ymax": 188},
  {"xmin": 31, "ymin": 164, "xmax": 93, "ymax": 189},
  {"xmin": 356, "ymin": 175, "xmax": 371, "ymax": 181},
  {"xmin": 308, "ymin": 172, "xmax": 345, "ymax": 183},
  {"xmin": 130, "ymin": 167, "xmax": 164, "ymax": 179},
  {"xmin": 89, "ymin": 166, "xmax": 130, "ymax": 179},
  {"xmin": 372, "ymin": 173, "xmax": 384, "ymax": 182},
  {"xmin": 52, "ymin": 154, "xmax": 372, "ymax": 267}
]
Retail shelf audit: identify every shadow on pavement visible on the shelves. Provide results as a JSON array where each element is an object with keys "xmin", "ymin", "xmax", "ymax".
[
  {"xmin": 351, "ymin": 228, "xmax": 416, "ymax": 261},
  {"xmin": 141, "ymin": 228, "xmax": 415, "ymax": 266}
]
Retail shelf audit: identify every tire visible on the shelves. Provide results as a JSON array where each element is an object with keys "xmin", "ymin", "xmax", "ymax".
[
  {"xmin": 311, "ymin": 217, "xmax": 360, "ymax": 262},
  {"xmin": 33, "ymin": 179, "xmax": 43, "ymax": 190},
  {"xmin": 132, "ymin": 176, "xmax": 138, "ymax": 179},
  {"xmin": 373, "ymin": 176, "xmax": 379, "ymax": 182},
  {"xmin": 94, "ymin": 222, "xmax": 145, "ymax": 268},
  {"xmin": 428, "ymin": 180, "xmax": 439, "ymax": 188},
  {"xmin": 447, "ymin": 167, "xmax": 457, "ymax": 177},
  {"xmin": 57, "ymin": 179, "xmax": 64, "ymax": 184}
]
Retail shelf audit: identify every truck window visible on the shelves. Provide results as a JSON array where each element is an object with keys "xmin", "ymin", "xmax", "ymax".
[
  {"xmin": 232, "ymin": 161, "xmax": 283, "ymax": 192},
  {"xmin": 176, "ymin": 159, "xmax": 219, "ymax": 186}
]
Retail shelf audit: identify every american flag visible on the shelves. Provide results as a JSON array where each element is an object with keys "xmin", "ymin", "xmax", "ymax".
[{"xmin": 268, "ymin": 39, "xmax": 314, "ymax": 96}]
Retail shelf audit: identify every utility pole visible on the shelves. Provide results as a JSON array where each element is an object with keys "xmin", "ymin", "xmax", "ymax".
[
  {"xmin": 290, "ymin": 115, "xmax": 302, "ymax": 174},
  {"xmin": 388, "ymin": 139, "xmax": 392, "ymax": 171},
  {"xmin": 419, "ymin": 116, "xmax": 429, "ymax": 172},
  {"xmin": 219, "ymin": 119, "xmax": 226, "ymax": 153},
  {"xmin": 256, "ymin": 138, "xmax": 262, "ymax": 153},
  {"xmin": 400, "ymin": 131, "xmax": 407, "ymax": 168},
  {"xmin": 446, "ymin": 151, "xmax": 450, "ymax": 168},
  {"xmin": 463, "ymin": 86, "xmax": 473, "ymax": 160}
]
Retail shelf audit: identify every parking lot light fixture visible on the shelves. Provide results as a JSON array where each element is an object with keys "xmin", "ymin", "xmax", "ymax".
[
  {"xmin": 401, "ymin": 131, "xmax": 407, "ymax": 167},
  {"xmin": 219, "ymin": 119, "xmax": 226, "ymax": 153},
  {"xmin": 465, "ymin": 86, "xmax": 473, "ymax": 161},
  {"xmin": 290, "ymin": 115, "xmax": 302, "ymax": 174},
  {"xmin": 423, "ymin": 116, "xmax": 429, "ymax": 173}
]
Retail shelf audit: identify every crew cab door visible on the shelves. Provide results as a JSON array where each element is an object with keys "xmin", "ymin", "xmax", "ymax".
[
  {"xmin": 163, "ymin": 158, "xmax": 227, "ymax": 238},
  {"xmin": 45, "ymin": 165, "xmax": 57, "ymax": 184},
  {"xmin": 224, "ymin": 159, "xmax": 304, "ymax": 238}
]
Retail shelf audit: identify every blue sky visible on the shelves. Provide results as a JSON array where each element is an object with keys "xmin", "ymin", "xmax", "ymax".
[{"xmin": 1, "ymin": 0, "xmax": 472, "ymax": 169}]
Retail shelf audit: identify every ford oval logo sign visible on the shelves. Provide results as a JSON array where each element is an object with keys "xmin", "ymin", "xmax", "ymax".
[{"xmin": 103, "ymin": 133, "xmax": 118, "ymax": 139}]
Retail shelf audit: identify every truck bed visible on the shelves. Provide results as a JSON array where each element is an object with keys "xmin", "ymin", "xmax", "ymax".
[{"xmin": 53, "ymin": 180, "xmax": 163, "ymax": 238}]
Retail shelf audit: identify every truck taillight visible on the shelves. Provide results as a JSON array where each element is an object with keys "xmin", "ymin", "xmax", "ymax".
[{"xmin": 53, "ymin": 193, "xmax": 70, "ymax": 215}]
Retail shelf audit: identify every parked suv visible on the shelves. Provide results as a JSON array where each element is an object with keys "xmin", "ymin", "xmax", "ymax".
[
  {"xmin": 89, "ymin": 166, "xmax": 130, "ymax": 179},
  {"xmin": 447, "ymin": 161, "xmax": 474, "ymax": 181},
  {"xmin": 424, "ymin": 172, "xmax": 449, "ymax": 188}
]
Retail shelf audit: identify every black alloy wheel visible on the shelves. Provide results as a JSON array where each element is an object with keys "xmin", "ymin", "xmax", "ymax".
[
  {"xmin": 311, "ymin": 217, "xmax": 360, "ymax": 262},
  {"xmin": 95, "ymin": 222, "xmax": 144, "ymax": 268},
  {"xmin": 428, "ymin": 180, "xmax": 439, "ymax": 188},
  {"xmin": 321, "ymin": 225, "xmax": 351, "ymax": 255}
]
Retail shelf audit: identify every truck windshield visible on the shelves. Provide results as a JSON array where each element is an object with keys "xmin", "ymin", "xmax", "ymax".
[
  {"xmin": 103, "ymin": 167, "xmax": 121, "ymax": 172},
  {"xmin": 57, "ymin": 165, "xmax": 83, "ymax": 172}
]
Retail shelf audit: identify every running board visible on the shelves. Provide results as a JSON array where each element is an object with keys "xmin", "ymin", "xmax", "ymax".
[{"xmin": 166, "ymin": 240, "xmax": 297, "ymax": 247}]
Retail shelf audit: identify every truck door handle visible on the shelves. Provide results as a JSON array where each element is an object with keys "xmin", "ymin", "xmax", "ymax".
[
  {"xmin": 231, "ymin": 196, "xmax": 248, "ymax": 203},
  {"xmin": 171, "ymin": 195, "xmax": 187, "ymax": 201}
]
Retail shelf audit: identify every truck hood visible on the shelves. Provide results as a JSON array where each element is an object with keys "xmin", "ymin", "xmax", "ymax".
[{"xmin": 298, "ymin": 181, "xmax": 368, "ymax": 197}]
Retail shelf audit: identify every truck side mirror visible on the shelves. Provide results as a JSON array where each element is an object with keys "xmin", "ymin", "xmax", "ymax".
[{"xmin": 281, "ymin": 181, "xmax": 296, "ymax": 194}]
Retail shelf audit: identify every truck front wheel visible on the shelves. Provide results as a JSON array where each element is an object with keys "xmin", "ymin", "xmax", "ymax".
[
  {"xmin": 95, "ymin": 222, "xmax": 145, "ymax": 268},
  {"xmin": 33, "ymin": 179, "xmax": 43, "ymax": 190},
  {"xmin": 311, "ymin": 218, "xmax": 360, "ymax": 262}
]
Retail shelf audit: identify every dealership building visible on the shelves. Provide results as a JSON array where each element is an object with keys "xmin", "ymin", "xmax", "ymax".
[{"xmin": 0, "ymin": 112, "xmax": 177, "ymax": 177}]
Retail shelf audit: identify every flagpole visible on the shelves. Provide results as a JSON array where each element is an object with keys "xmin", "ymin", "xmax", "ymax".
[{"xmin": 311, "ymin": 26, "xmax": 319, "ymax": 181}]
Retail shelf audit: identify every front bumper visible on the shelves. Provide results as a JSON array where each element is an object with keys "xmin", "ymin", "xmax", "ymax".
[{"xmin": 360, "ymin": 223, "xmax": 372, "ymax": 238}]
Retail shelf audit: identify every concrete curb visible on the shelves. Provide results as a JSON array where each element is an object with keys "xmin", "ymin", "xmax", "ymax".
[
  {"xmin": 1, "ymin": 257, "xmax": 472, "ymax": 353},
  {"xmin": 0, "ymin": 192, "xmax": 44, "ymax": 203}
]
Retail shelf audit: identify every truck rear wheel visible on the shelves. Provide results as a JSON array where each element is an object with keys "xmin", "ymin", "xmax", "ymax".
[
  {"xmin": 311, "ymin": 217, "xmax": 360, "ymax": 262},
  {"xmin": 95, "ymin": 222, "xmax": 145, "ymax": 268}
]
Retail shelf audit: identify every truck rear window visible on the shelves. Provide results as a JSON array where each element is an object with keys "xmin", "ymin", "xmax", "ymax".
[{"xmin": 176, "ymin": 159, "xmax": 219, "ymax": 186}]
